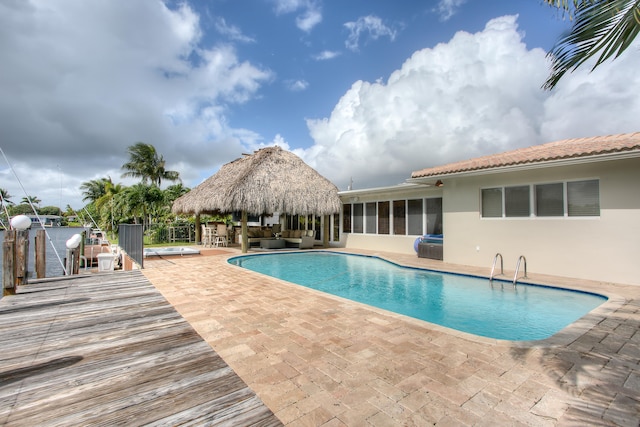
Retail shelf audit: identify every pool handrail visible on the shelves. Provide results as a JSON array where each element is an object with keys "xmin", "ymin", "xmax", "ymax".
[
  {"xmin": 513, "ymin": 255, "xmax": 528, "ymax": 286},
  {"xmin": 489, "ymin": 253, "xmax": 504, "ymax": 282}
]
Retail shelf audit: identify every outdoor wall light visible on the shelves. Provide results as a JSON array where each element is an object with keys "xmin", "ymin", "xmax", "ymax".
[{"xmin": 10, "ymin": 214, "xmax": 32, "ymax": 231}]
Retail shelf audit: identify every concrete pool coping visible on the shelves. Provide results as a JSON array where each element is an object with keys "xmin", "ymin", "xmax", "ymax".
[{"xmin": 142, "ymin": 246, "xmax": 640, "ymax": 426}]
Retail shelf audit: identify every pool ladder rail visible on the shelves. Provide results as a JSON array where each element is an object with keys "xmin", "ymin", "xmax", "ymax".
[
  {"xmin": 489, "ymin": 253, "xmax": 504, "ymax": 282},
  {"xmin": 490, "ymin": 253, "xmax": 528, "ymax": 286}
]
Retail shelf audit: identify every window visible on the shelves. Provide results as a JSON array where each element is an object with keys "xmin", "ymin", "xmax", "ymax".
[
  {"xmin": 342, "ymin": 204, "xmax": 351, "ymax": 233},
  {"xmin": 353, "ymin": 203, "xmax": 363, "ymax": 233},
  {"xmin": 407, "ymin": 199, "xmax": 423, "ymax": 235},
  {"xmin": 426, "ymin": 198, "xmax": 443, "ymax": 234},
  {"xmin": 505, "ymin": 186, "xmax": 530, "ymax": 217},
  {"xmin": 393, "ymin": 200, "xmax": 406, "ymax": 235},
  {"xmin": 482, "ymin": 179, "xmax": 600, "ymax": 218},
  {"xmin": 535, "ymin": 183, "xmax": 564, "ymax": 216},
  {"xmin": 481, "ymin": 188, "xmax": 502, "ymax": 217},
  {"xmin": 365, "ymin": 202, "xmax": 377, "ymax": 234},
  {"xmin": 378, "ymin": 201, "xmax": 390, "ymax": 234},
  {"xmin": 568, "ymin": 180, "xmax": 600, "ymax": 216}
]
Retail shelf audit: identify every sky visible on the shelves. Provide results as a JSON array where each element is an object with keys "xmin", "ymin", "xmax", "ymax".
[{"xmin": 1, "ymin": 0, "xmax": 639, "ymax": 210}]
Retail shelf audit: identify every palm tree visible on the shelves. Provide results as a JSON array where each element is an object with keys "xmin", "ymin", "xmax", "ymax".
[
  {"xmin": 80, "ymin": 177, "xmax": 113, "ymax": 203},
  {"xmin": 121, "ymin": 142, "xmax": 181, "ymax": 187},
  {"xmin": 21, "ymin": 195, "xmax": 41, "ymax": 207},
  {"xmin": 115, "ymin": 183, "xmax": 164, "ymax": 228},
  {"xmin": 95, "ymin": 181, "xmax": 125, "ymax": 234},
  {"xmin": 544, "ymin": 0, "xmax": 640, "ymax": 89},
  {"xmin": 0, "ymin": 188, "xmax": 13, "ymax": 205}
]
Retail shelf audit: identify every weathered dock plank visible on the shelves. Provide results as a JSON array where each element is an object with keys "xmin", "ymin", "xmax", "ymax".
[{"xmin": 0, "ymin": 271, "xmax": 282, "ymax": 426}]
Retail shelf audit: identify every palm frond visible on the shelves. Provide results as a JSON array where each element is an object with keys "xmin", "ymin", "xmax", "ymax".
[{"xmin": 544, "ymin": 0, "xmax": 640, "ymax": 90}]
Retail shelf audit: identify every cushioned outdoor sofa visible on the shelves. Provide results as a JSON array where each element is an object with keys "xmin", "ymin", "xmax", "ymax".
[
  {"xmin": 280, "ymin": 229, "xmax": 315, "ymax": 249},
  {"xmin": 242, "ymin": 227, "xmax": 315, "ymax": 249}
]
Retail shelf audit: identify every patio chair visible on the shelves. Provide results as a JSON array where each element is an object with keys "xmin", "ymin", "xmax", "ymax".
[
  {"xmin": 201, "ymin": 225, "xmax": 214, "ymax": 247},
  {"xmin": 215, "ymin": 224, "xmax": 228, "ymax": 247}
]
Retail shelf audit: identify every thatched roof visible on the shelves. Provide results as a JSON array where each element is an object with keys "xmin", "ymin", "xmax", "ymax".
[{"xmin": 172, "ymin": 146, "xmax": 341, "ymax": 216}]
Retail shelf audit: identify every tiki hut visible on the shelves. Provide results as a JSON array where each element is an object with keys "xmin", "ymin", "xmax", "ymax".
[{"xmin": 172, "ymin": 146, "xmax": 341, "ymax": 252}]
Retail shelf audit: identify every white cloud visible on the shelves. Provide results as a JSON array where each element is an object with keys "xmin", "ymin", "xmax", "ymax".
[
  {"xmin": 214, "ymin": 17, "xmax": 255, "ymax": 43},
  {"xmin": 272, "ymin": 0, "xmax": 322, "ymax": 32},
  {"xmin": 344, "ymin": 15, "xmax": 397, "ymax": 51},
  {"xmin": 313, "ymin": 50, "xmax": 341, "ymax": 60},
  {"xmin": 0, "ymin": 0, "xmax": 272, "ymax": 208},
  {"xmin": 434, "ymin": 0, "xmax": 468, "ymax": 22},
  {"xmin": 303, "ymin": 15, "xmax": 640, "ymax": 191},
  {"xmin": 285, "ymin": 79, "xmax": 310, "ymax": 91}
]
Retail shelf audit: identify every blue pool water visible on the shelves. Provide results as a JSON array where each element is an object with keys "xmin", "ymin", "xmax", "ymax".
[{"xmin": 228, "ymin": 252, "xmax": 607, "ymax": 341}]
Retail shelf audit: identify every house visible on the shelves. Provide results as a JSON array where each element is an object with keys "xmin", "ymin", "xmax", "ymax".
[{"xmin": 338, "ymin": 132, "xmax": 640, "ymax": 286}]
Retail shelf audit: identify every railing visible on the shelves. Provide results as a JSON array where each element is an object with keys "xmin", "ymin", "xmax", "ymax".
[
  {"xmin": 513, "ymin": 255, "xmax": 527, "ymax": 286},
  {"xmin": 489, "ymin": 253, "xmax": 503, "ymax": 282}
]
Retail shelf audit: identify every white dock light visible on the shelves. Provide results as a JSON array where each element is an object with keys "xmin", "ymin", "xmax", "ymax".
[{"xmin": 10, "ymin": 214, "xmax": 32, "ymax": 231}]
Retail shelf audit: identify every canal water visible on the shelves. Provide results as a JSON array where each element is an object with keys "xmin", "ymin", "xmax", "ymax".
[{"xmin": 0, "ymin": 226, "xmax": 90, "ymax": 279}]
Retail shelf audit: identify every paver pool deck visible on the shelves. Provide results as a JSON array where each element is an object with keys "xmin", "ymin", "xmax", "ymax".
[{"xmin": 142, "ymin": 247, "xmax": 640, "ymax": 426}]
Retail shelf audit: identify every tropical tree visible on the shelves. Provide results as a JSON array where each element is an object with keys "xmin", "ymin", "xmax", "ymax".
[
  {"xmin": 95, "ymin": 181, "xmax": 125, "ymax": 235},
  {"xmin": 21, "ymin": 195, "xmax": 41, "ymax": 207},
  {"xmin": 544, "ymin": 0, "xmax": 640, "ymax": 89},
  {"xmin": 114, "ymin": 183, "xmax": 164, "ymax": 228},
  {"xmin": 121, "ymin": 142, "xmax": 181, "ymax": 187},
  {"xmin": 0, "ymin": 188, "xmax": 13, "ymax": 205},
  {"xmin": 80, "ymin": 177, "xmax": 113, "ymax": 203}
]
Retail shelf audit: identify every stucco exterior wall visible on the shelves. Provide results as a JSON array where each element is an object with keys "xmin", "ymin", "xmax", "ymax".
[
  {"xmin": 443, "ymin": 158, "xmax": 640, "ymax": 285},
  {"xmin": 339, "ymin": 157, "xmax": 640, "ymax": 286}
]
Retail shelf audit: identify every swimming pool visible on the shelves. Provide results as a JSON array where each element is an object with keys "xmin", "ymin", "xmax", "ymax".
[{"xmin": 228, "ymin": 251, "xmax": 607, "ymax": 341}]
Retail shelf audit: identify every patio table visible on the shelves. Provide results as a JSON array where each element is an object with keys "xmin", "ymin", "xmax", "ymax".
[{"xmin": 260, "ymin": 238, "xmax": 285, "ymax": 249}]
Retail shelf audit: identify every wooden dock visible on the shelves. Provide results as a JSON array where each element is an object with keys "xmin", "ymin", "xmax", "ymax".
[{"xmin": 0, "ymin": 270, "xmax": 282, "ymax": 426}]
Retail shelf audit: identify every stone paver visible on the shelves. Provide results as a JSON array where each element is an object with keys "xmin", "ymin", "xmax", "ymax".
[{"xmin": 142, "ymin": 247, "xmax": 640, "ymax": 426}]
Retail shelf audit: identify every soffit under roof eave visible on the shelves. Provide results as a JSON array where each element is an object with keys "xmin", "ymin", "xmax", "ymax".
[
  {"xmin": 407, "ymin": 150, "xmax": 640, "ymax": 184},
  {"xmin": 338, "ymin": 182, "xmax": 433, "ymax": 198}
]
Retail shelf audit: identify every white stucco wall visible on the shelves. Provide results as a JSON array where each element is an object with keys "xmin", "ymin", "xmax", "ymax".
[
  {"xmin": 443, "ymin": 158, "xmax": 640, "ymax": 286},
  {"xmin": 339, "ymin": 157, "xmax": 640, "ymax": 286}
]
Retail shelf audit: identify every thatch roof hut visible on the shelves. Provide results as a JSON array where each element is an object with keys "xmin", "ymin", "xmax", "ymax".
[{"xmin": 172, "ymin": 146, "xmax": 341, "ymax": 252}]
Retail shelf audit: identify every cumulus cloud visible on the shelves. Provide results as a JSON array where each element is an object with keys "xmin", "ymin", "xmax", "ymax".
[
  {"xmin": 0, "ymin": 0, "xmax": 271, "ymax": 207},
  {"xmin": 302, "ymin": 15, "xmax": 640, "ymax": 191},
  {"xmin": 434, "ymin": 0, "xmax": 468, "ymax": 22},
  {"xmin": 272, "ymin": 0, "xmax": 322, "ymax": 32},
  {"xmin": 344, "ymin": 15, "xmax": 397, "ymax": 51}
]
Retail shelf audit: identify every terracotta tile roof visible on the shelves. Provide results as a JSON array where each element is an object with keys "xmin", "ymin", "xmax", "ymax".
[{"xmin": 411, "ymin": 132, "xmax": 640, "ymax": 179}]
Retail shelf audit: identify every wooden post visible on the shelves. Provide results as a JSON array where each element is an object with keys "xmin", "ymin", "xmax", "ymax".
[
  {"xmin": 35, "ymin": 229, "xmax": 46, "ymax": 279},
  {"xmin": 15, "ymin": 229, "xmax": 29, "ymax": 286},
  {"xmin": 72, "ymin": 248, "xmax": 80, "ymax": 275},
  {"xmin": 195, "ymin": 214, "xmax": 201, "ymax": 244},
  {"xmin": 241, "ymin": 211, "xmax": 248, "ymax": 253},
  {"xmin": 65, "ymin": 249, "xmax": 73, "ymax": 276},
  {"xmin": 3, "ymin": 230, "xmax": 16, "ymax": 296},
  {"xmin": 323, "ymin": 215, "xmax": 330, "ymax": 248},
  {"xmin": 79, "ymin": 230, "xmax": 86, "ymax": 269}
]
